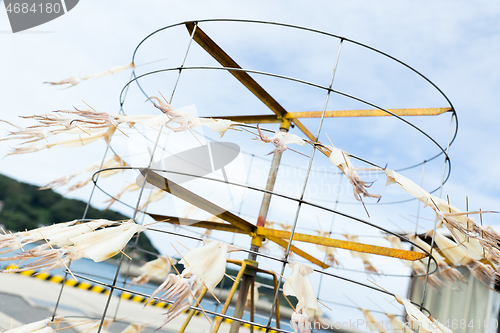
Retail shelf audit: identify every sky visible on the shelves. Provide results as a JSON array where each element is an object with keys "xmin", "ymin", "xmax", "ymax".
[{"xmin": 1, "ymin": 1, "xmax": 500, "ymax": 330}]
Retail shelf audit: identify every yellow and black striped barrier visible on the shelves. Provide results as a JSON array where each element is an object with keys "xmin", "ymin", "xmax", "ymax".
[{"xmin": 2, "ymin": 265, "xmax": 279, "ymax": 332}]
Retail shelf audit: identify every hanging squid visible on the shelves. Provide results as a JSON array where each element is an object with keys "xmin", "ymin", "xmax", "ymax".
[
  {"xmin": 385, "ymin": 235, "xmax": 444, "ymax": 290},
  {"xmin": 41, "ymin": 154, "xmax": 128, "ymax": 191},
  {"xmin": 3, "ymin": 318, "xmax": 55, "ymax": 333},
  {"xmin": 130, "ymin": 256, "xmax": 176, "ymax": 286},
  {"xmin": 7, "ymin": 126, "xmax": 116, "ymax": 155},
  {"xmin": 253, "ymin": 124, "xmax": 306, "ymax": 155},
  {"xmin": 394, "ymin": 294, "xmax": 452, "ymax": 333},
  {"xmin": 0, "ymin": 219, "xmax": 114, "ymax": 254},
  {"xmin": 283, "ymin": 262, "xmax": 322, "ymax": 333},
  {"xmin": 327, "ymin": 143, "xmax": 381, "ymax": 213},
  {"xmin": 137, "ymin": 188, "xmax": 167, "ymax": 211},
  {"xmin": 104, "ymin": 182, "xmax": 141, "ymax": 209},
  {"xmin": 0, "ymin": 220, "xmax": 77, "ymax": 254},
  {"xmin": 411, "ymin": 235, "xmax": 465, "ymax": 286},
  {"xmin": 384, "ymin": 168, "xmax": 499, "ymax": 259},
  {"xmin": 1, "ymin": 221, "xmax": 146, "ymax": 274},
  {"xmin": 146, "ymin": 97, "xmax": 193, "ymax": 132},
  {"xmin": 189, "ymin": 117, "xmax": 240, "ymax": 138},
  {"xmin": 147, "ymin": 240, "xmax": 238, "ymax": 326},
  {"xmin": 1, "ymin": 103, "xmax": 239, "ymax": 156},
  {"xmin": 429, "ymin": 230, "xmax": 497, "ymax": 289},
  {"xmin": 44, "ymin": 62, "xmax": 136, "ymax": 87}
]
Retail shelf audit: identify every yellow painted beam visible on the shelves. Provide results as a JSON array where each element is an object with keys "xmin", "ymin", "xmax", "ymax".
[
  {"xmin": 208, "ymin": 108, "xmax": 450, "ymax": 123},
  {"xmin": 148, "ymin": 212, "xmax": 425, "ymax": 261},
  {"xmin": 141, "ymin": 169, "xmax": 255, "ymax": 234},
  {"xmin": 257, "ymin": 227, "xmax": 427, "ymax": 261},
  {"xmin": 148, "ymin": 213, "xmax": 247, "ymax": 234},
  {"xmin": 288, "ymin": 108, "xmax": 451, "ymax": 118},
  {"xmin": 267, "ymin": 235, "xmax": 329, "ymax": 269},
  {"xmin": 185, "ymin": 22, "xmax": 317, "ymax": 146}
]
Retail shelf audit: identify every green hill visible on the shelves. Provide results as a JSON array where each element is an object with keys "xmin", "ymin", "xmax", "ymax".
[{"xmin": 0, "ymin": 173, "xmax": 158, "ymax": 260}]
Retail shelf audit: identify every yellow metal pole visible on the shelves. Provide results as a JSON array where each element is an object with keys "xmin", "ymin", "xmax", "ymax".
[
  {"xmin": 250, "ymin": 279, "xmax": 255, "ymax": 333},
  {"xmin": 229, "ymin": 259, "xmax": 259, "ymax": 333},
  {"xmin": 270, "ymin": 271, "xmax": 281, "ymax": 329},
  {"xmin": 266, "ymin": 235, "xmax": 329, "ymax": 269},
  {"xmin": 178, "ymin": 287, "xmax": 208, "ymax": 333},
  {"xmin": 211, "ymin": 261, "xmax": 247, "ymax": 333},
  {"xmin": 208, "ymin": 107, "xmax": 451, "ymax": 123},
  {"xmin": 141, "ymin": 169, "xmax": 255, "ymax": 234},
  {"xmin": 285, "ymin": 107, "xmax": 451, "ymax": 118},
  {"xmin": 230, "ymin": 120, "xmax": 291, "ymax": 333},
  {"xmin": 260, "ymin": 227, "xmax": 427, "ymax": 261},
  {"xmin": 148, "ymin": 213, "xmax": 427, "ymax": 261}
]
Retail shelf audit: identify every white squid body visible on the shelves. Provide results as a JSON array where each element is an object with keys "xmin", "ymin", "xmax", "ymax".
[
  {"xmin": 8, "ymin": 126, "xmax": 116, "ymax": 155},
  {"xmin": 137, "ymin": 189, "xmax": 167, "ymax": 211},
  {"xmin": 328, "ymin": 145, "xmax": 380, "ymax": 202},
  {"xmin": 255, "ymin": 126, "xmax": 306, "ymax": 155},
  {"xmin": 44, "ymin": 219, "xmax": 115, "ymax": 247},
  {"xmin": 147, "ymin": 241, "xmax": 236, "ymax": 326},
  {"xmin": 431, "ymin": 231, "xmax": 471, "ymax": 266},
  {"xmin": 1, "ymin": 219, "xmax": 115, "ymax": 252},
  {"xmin": 141, "ymin": 256, "xmax": 173, "ymax": 279},
  {"xmin": 180, "ymin": 240, "xmax": 230, "ymax": 292},
  {"xmin": 1, "ymin": 221, "xmax": 146, "ymax": 274},
  {"xmin": 70, "ymin": 221, "xmax": 147, "ymax": 262},
  {"xmin": 44, "ymin": 62, "xmax": 135, "ymax": 87},
  {"xmin": 412, "ymin": 236, "xmax": 465, "ymax": 286},
  {"xmin": 430, "ymin": 231, "xmax": 496, "ymax": 289},
  {"xmin": 0, "ymin": 220, "xmax": 78, "ymax": 254},
  {"xmin": 384, "ymin": 169, "xmax": 434, "ymax": 205},
  {"xmin": 105, "ymin": 182, "xmax": 141, "ymax": 209},
  {"xmin": 283, "ymin": 263, "xmax": 322, "ymax": 319},
  {"xmin": 413, "ymin": 236, "xmax": 447, "ymax": 267},
  {"xmin": 116, "ymin": 111, "xmax": 238, "ymax": 137},
  {"xmin": 328, "ymin": 145, "xmax": 354, "ymax": 172},
  {"xmin": 386, "ymin": 235, "xmax": 444, "ymax": 289},
  {"xmin": 395, "ymin": 294, "xmax": 452, "ymax": 333},
  {"xmin": 189, "ymin": 117, "xmax": 239, "ymax": 138},
  {"xmin": 90, "ymin": 62, "xmax": 136, "ymax": 80},
  {"xmin": 131, "ymin": 256, "xmax": 174, "ymax": 285},
  {"xmin": 384, "ymin": 169, "xmax": 499, "ymax": 259},
  {"xmin": 272, "ymin": 132, "xmax": 306, "ymax": 147},
  {"xmin": 115, "ymin": 113, "xmax": 171, "ymax": 128},
  {"xmin": 4, "ymin": 318, "xmax": 53, "ymax": 333},
  {"xmin": 385, "ymin": 169, "xmax": 478, "ymax": 234},
  {"xmin": 41, "ymin": 155, "xmax": 125, "ymax": 190}
]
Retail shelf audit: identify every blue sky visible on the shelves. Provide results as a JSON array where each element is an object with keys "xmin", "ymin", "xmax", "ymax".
[{"xmin": 1, "ymin": 1, "xmax": 500, "ymax": 329}]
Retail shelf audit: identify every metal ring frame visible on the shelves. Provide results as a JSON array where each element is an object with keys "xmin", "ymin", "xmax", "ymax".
[{"xmin": 45, "ymin": 19, "xmax": 457, "ymax": 333}]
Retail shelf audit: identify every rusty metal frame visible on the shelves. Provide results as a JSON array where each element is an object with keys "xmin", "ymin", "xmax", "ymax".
[{"xmin": 109, "ymin": 19, "xmax": 456, "ymax": 333}]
